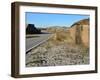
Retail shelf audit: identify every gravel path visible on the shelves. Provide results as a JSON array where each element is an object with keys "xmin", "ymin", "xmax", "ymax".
[{"xmin": 26, "ymin": 42, "xmax": 89, "ymax": 67}]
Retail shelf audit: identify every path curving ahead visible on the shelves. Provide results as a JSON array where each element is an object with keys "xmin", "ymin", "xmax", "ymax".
[{"xmin": 26, "ymin": 33, "xmax": 52, "ymax": 52}]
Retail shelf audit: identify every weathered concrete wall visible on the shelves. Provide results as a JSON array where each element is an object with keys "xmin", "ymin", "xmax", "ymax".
[
  {"xmin": 68, "ymin": 23, "xmax": 89, "ymax": 47},
  {"xmin": 81, "ymin": 25, "xmax": 89, "ymax": 47},
  {"xmin": 68, "ymin": 25, "xmax": 76, "ymax": 44}
]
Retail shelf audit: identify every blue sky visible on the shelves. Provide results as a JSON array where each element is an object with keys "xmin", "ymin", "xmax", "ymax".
[{"xmin": 26, "ymin": 12, "xmax": 89, "ymax": 28}]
